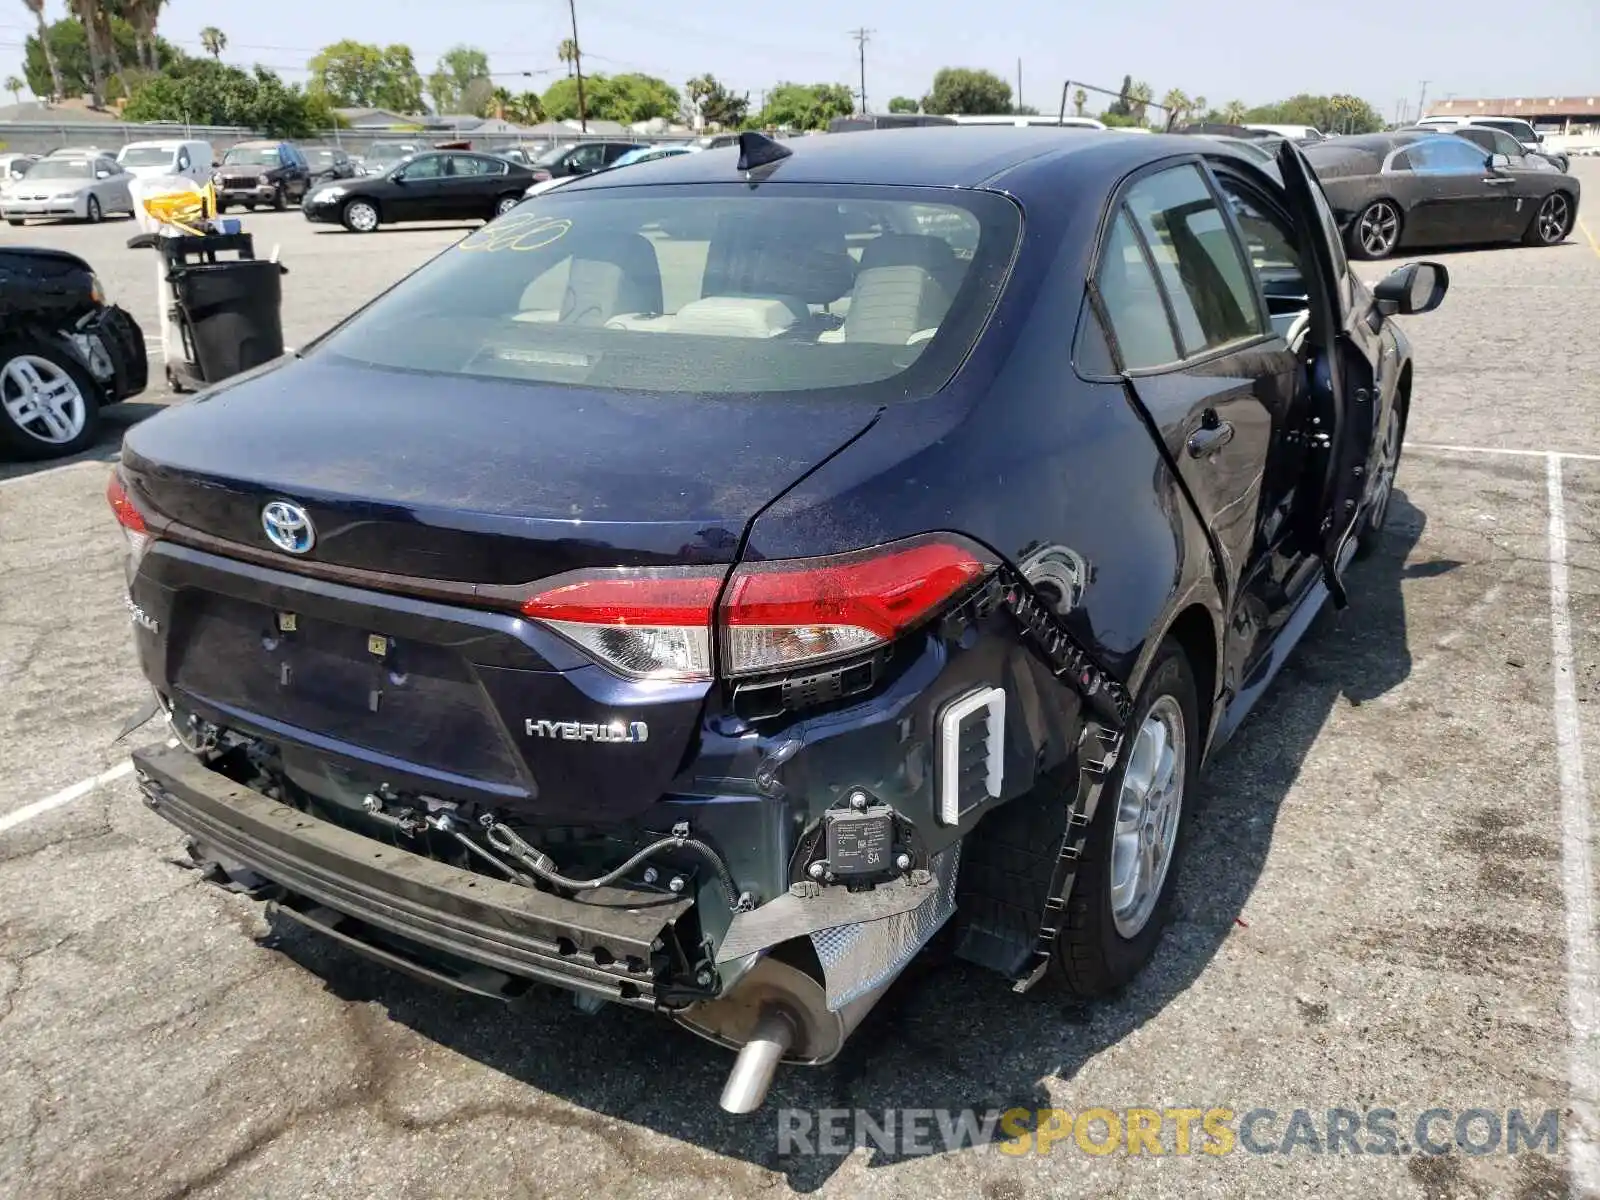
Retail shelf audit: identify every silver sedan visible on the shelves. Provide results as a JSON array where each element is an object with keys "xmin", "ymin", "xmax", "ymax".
[{"xmin": 1, "ymin": 155, "xmax": 135, "ymax": 225}]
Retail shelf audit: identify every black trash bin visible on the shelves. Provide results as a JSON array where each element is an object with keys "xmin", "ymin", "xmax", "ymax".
[{"xmin": 170, "ymin": 258, "xmax": 285, "ymax": 384}]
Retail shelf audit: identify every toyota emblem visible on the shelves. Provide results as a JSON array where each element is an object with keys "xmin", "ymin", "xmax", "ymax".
[{"xmin": 261, "ymin": 500, "xmax": 315, "ymax": 555}]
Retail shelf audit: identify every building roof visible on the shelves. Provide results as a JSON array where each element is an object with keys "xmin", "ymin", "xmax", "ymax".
[
  {"xmin": 1428, "ymin": 96, "xmax": 1600, "ymax": 120},
  {"xmin": 334, "ymin": 107, "xmax": 422, "ymax": 128}
]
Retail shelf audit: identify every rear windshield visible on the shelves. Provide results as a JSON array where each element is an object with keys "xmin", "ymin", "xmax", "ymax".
[
  {"xmin": 28, "ymin": 160, "xmax": 91, "ymax": 180},
  {"xmin": 318, "ymin": 184, "xmax": 1021, "ymax": 399}
]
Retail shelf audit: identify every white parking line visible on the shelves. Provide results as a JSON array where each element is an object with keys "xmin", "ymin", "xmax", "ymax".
[
  {"xmin": 1413, "ymin": 442, "xmax": 1600, "ymax": 464},
  {"xmin": 1545, "ymin": 452, "xmax": 1600, "ymax": 1193},
  {"xmin": 0, "ymin": 760, "xmax": 132, "ymax": 835}
]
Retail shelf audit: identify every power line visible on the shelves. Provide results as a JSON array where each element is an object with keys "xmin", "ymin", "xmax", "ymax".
[{"xmin": 850, "ymin": 27, "xmax": 873, "ymax": 115}]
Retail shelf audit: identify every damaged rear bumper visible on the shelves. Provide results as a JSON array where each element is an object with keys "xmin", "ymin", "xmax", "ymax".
[{"xmin": 132, "ymin": 742, "xmax": 692, "ymax": 1008}]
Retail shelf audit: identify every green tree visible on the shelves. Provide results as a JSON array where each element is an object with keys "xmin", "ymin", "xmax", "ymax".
[
  {"xmin": 307, "ymin": 40, "xmax": 423, "ymax": 112},
  {"xmin": 426, "ymin": 43, "xmax": 489, "ymax": 113},
  {"xmin": 1160, "ymin": 88, "xmax": 1192, "ymax": 129},
  {"xmin": 123, "ymin": 58, "xmax": 327, "ymax": 135},
  {"xmin": 199, "ymin": 24, "xmax": 225, "ymax": 60},
  {"xmin": 921, "ymin": 67, "xmax": 1011, "ymax": 115},
  {"xmin": 507, "ymin": 90, "xmax": 543, "ymax": 123},
  {"xmin": 4, "ymin": 74, "xmax": 23, "ymax": 104},
  {"xmin": 887, "ymin": 94, "xmax": 917, "ymax": 113},
  {"xmin": 26, "ymin": 15, "xmax": 181, "ymax": 101},
  {"xmin": 1244, "ymin": 92, "xmax": 1383, "ymax": 135},
  {"xmin": 754, "ymin": 81, "xmax": 854, "ymax": 130},
  {"xmin": 1072, "ymin": 87, "xmax": 1087, "ymax": 116},
  {"xmin": 1222, "ymin": 99, "xmax": 1247, "ymax": 124},
  {"xmin": 1127, "ymin": 80, "xmax": 1152, "ymax": 125},
  {"xmin": 22, "ymin": 0, "xmax": 63, "ymax": 100},
  {"xmin": 542, "ymin": 72, "xmax": 679, "ymax": 124},
  {"xmin": 490, "ymin": 84, "xmax": 511, "ymax": 116},
  {"xmin": 557, "ymin": 37, "xmax": 577, "ymax": 78},
  {"xmin": 122, "ymin": 0, "xmax": 167, "ymax": 71},
  {"xmin": 1106, "ymin": 73, "xmax": 1133, "ymax": 117},
  {"xmin": 685, "ymin": 73, "xmax": 747, "ymax": 128}
]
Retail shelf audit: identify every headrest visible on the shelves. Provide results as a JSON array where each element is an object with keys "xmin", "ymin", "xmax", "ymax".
[{"xmin": 703, "ymin": 209, "xmax": 855, "ymax": 306}]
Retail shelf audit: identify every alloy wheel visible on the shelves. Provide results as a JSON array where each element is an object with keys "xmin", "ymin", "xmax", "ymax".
[
  {"xmin": 1358, "ymin": 201, "xmax": 1399, "ymax": 257},
  {"xmin": 1368, "ymin": 407, "xmax": 1402, "ymax": 533},
  {"xmin": 1538, "ymin": 193, "xmax": 1570, "ymax": 245},
  {"xmin": 345, "ymin": 201, "xmax": 378, "ymax": 232},
  {"xmin": 496, "ymin": 195, "xmax": 520, "ymax": 216},
  {"xmin": 1, "ymin": 354, "xmax": 87, "ymax": 445},
  {"xmin": 1109, "ymin": 695, "xmax": 1187, "ymax": 939},
  {"xmin": 85, "ymin": 195, "xmax": 101, "ymax": 224}
]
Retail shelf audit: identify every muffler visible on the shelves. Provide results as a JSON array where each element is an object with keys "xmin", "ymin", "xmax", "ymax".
[{"xmin": 678, "ymin": 954, "xmax": 898, "ymax": 1114}]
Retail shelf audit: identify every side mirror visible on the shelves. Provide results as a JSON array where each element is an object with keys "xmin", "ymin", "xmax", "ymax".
[
  {"xmin": 1488, "ymin": 152, "xmax": 1512, "ymax": 172},
  {"xmin": 212, "ymin": 160, "xmax": 220, "ymax": 168},
  {"xmin": 1373, "ymin": 261, "xmax": 1449, "ymax": 318},
  {"xmin": 95, "ymin": 170, "xmax": 110, "ymax": 179}
]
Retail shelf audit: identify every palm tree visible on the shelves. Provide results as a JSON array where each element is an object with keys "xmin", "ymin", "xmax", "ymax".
[
  {"xmin": 4, "ymin": 74, "xmax": 22, "ymax": 105},
  {"xmin": 21, "ymin": 0, "xmax": 62, "ymax": 102},
  {"xmin": 123, "ymin": 0, "xmax": 168, "ymax": 71},
  {"xmin": 557, "ymin": 38, "xmax": 577, "ymax": 78},
  {"xmin": 1072, "ymin": 87, "xmax": 1087, "ymax": 117},
  {"xmin": 67, "ymin": 0, "xmax": 106, "ymax": 105},
  {"xmin": 1192, "ymin": 95, "xmax": 1207, "ymax": 121},
  {"xmin": 1222, "ymin": 99, "xmax": 1247, "ymax": 124},
  {"xmin": 510, "ymin": 90, "xmax": 544, "ymax": 124},
  {"xmin": 199, "ymin": 25, "xmax": 226, "ymax": 61},
  {"xmin": 490, "ymin": 85, "xmax": 512, "ymax": 119},
  {"xmin": 1128, "ymin": 80, "xmax": 1152, "ymax": 125},
  {"xmin": 1160, "ymin": 88, "xmax": 1191, "ymax": 129}
]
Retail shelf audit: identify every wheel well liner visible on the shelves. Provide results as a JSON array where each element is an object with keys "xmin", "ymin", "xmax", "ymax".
[{"xmin": 1164, "ymin": 603, "xmax": 1219, "ymax": 751}]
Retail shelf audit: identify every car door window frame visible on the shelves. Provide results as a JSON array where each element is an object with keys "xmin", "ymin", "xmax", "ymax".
[{"xmin": 1202, "ymin": 160, "xmax": 1312, "ymax": 327}]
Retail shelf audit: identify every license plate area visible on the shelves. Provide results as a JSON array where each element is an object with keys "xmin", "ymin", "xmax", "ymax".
[{"xmin": 170, "ymin": 592, "xmax": 521, "ymax": 783}]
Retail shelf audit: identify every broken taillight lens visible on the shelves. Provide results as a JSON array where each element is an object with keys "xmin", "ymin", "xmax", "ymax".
[
  {"xmin": 106, "ymin": 471, "xmax": 152, "ymax": 569},
  {"xmin": 519, "ymin": 537, "xmax": 995, "ymax": 683}
]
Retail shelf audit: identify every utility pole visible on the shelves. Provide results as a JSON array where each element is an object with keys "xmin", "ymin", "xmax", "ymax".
[
  {"xmin": 568, "ymin": 0, "xmax": 587, "ymax": 133},
  {"xmin": 1016, "ymin": 58, "xmax": 1022, "ymax": 113},
  {"xmin": 851, "ymin": 27, "xmax": 872, "ymax": 115},
  {"xmin": 1417, "ymin": 79, "xmax": 1429, "ymax": 121}
]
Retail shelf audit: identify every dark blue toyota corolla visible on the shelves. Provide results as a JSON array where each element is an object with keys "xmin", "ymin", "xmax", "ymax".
[{"xmin": 112, "ymin": 128, "xmax": 1445, "ymax": 1112}]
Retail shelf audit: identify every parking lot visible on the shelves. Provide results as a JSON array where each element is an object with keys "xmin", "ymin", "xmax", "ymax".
[{"xmin": 3, "ymin": 168, "xmax": 1600, "ymax": 1199}]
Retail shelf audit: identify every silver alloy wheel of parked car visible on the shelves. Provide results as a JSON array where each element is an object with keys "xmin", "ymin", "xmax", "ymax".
[
  {"xmin": 1356, "ymin": 200, "xmax": 1400, "ymax": 258},
  {"xmin": 343, "ymin": 200, "xmax": 379, "ymax": 233},
  {"xmin": 1109, "ymin": 694, "xmax": 1186, "ymax": 939},
  {"xmin": 495, "ymin": 195, "xmax": 521, "ymax": 217},
  {"xmin": 1, "ymin": 353, "xmax": 87, "ymax": 445},
  {"xmin": 84, "ymin": 195, "xmax": 101, "ymax": 224},
  {"xmin": 1536, "ymin": 192, "xmax": 1571, "ymax": 245}
]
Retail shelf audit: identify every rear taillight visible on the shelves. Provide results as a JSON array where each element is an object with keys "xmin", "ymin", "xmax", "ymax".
[
  {"xmin": 519, "ymin": 537, "xmax": 995, "ymax": 684},
  {"xmin": 106, "ymin": 471, "xmax": 152, "ymax": 567}
]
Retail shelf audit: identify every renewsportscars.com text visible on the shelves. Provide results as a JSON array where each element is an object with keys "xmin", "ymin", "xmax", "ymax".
[{"xmin": 777, "ymin": 1106, "xmax": 1562, "ymax": 1158}]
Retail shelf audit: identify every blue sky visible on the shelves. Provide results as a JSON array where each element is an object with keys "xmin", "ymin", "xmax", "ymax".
[{"xmin": 3, "ymin": 0, "xmax": 1596, "ymax": 119}]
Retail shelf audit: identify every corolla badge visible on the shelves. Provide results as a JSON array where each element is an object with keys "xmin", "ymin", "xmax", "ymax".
[{"xmin": 261, "ymin": 500, "xmax": 315, "ymax": 555}]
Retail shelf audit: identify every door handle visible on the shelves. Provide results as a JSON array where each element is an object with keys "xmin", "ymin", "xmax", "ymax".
[
  {"xmin": 1187, "ymin": 419, "xmax": 1235, "ymax": 458},
  {"xmin": 1483, "ymin": 176, "xmax": 1517, "ymax": 185}
]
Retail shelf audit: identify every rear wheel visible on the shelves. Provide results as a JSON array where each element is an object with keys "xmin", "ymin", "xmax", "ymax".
[
  {"xmin": 1349, "ymin": 199, "xmax": 1401, "ymax": 260},
  {"xmin": 494, "ymin": 192, "xmax": 522, "ymax": 218},
  {"xmin": 342, "ymin": 199, "xmax": 379, "ymax": 233},
  {"xmin": 272, "ymin": 183, "xmax": 288, "ymax": 212},
  {"xmin": 1053, "ymin": 640, "xmax": 1198, "ymax": 996},
  {"xmin": 0, "ymin": 339, "xmax": 100, "ymax": 460},
  {"xmin": 84, "ymin": 195, "xmax": 102, "ymax": 225},
  {"xmin": 1525, "ymin": 191, "xmax": 1573, "ymax": 246}
]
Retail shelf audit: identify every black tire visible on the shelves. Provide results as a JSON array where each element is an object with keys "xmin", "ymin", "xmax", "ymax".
[
  {"xmin": 1348, "ymin": 198, "xmax": 1401, "ymax": 260},
  {"xmin": 0, "ymin": 338, "xmax": 102, "ymax": 460},
  {"xmin": 341, "ymin": 198, "xmax": 380, "ymax": 233},
  {"xmin": 215, "ymin": 201, "xmax": 229, "ymax": 214},
  {"xmin": 5, "ymin": 218, "xmax": 22, "ymax": 227},
  {"xmin": 493, "ymin": 192, "xmax": 522, "ymax": 219},
  {"xmin": 1355, "ymin": 399, "xmax": 1405, "ymax": 560},
  {"xmin": 272, "ymin": 183, "xmax": 288, "ymax": 212},
  {"xmin": 1053, "ymin": 639, "xmax": 1199, "ymax": 997},
  {"xmin": 84, "ymin": 195, "xmax": 102, "ymax": 224},
  {"xmin": 1524, "ymin": 191, "xmax": 1574, "ymax": 247}
]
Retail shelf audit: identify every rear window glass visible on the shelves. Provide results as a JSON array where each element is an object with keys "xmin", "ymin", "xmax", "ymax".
[{"xmin": 319, "ymin": 185, "xmax": 1021, "ymax": 398}]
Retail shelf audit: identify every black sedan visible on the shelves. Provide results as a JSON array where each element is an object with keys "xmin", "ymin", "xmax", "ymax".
[
  {"xmin": 1304, "ymin": 131, "xmax": 1581, "ymax": 259},
  {"xmin": 0, "ymin": 247, "xmax": 146, "ymax": 458},
  {"xmin": 302, "ymin": 149, "xmax": 537, "ymax": 232},
  {"xmin": 114, "ymin": 128, "xmax": 1443, "ymax": 1111}
]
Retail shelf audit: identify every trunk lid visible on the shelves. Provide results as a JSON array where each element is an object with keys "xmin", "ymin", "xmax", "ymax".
[{"xmin": 122, "ymin": 356, "xmax": 881, "ymax": 823}]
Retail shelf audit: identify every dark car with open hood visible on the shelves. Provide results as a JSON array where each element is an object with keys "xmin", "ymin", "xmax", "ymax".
[
  {"xmin": 115, "ymin": 129, "xmax": 1445, "ymax": 1112},
  {"xmin": 0, "ymin": 248, "xmax": 146, "ymax": 459}
]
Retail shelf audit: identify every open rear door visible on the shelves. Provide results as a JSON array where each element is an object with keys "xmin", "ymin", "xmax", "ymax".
[{"xmin": 1274, "ymin": 139, "xmax": 1380, "ymax": 607}]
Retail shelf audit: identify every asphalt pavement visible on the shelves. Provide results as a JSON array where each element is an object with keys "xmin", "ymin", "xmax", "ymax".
[{"xmin": 2, "ymin": 167, "xmax": 1599, "ymax": 1199}]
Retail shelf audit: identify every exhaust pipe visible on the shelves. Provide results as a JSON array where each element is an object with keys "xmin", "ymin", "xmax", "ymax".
[
  {"xmin": 719, "ymin": 1007, "xmax": 797, "ymax": 1114},
  {"xmin": 678, "ymin": 954, "xmax": 899, "ymax": 1114}
]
